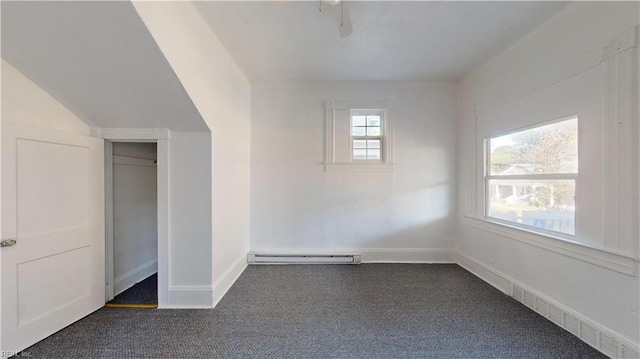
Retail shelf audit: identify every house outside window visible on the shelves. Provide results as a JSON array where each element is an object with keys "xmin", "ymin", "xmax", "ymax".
[{"xmin": 485, "ymin": 116, "xmax": 578, "ymax": 235}]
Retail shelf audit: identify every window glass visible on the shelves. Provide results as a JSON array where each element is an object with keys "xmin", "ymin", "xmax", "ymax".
[
  {"xmin": 488, "ymin": 179, "xmax": 575, "ymax": 235},
  {"xmin": 489, "ymin": 118, "xmax": 578, "ymax": 175},
  {"xmin": 367, "ymin": 127, "xmax": 381, "ymax": 136},
  {"xmin": 366, "ymin": 116, "xmax": 380, "ymax": 126},
  {"xmin": 353, "ymin": 149, "xmax": 367, "ymax": 160},
  {"xmin": 353, "ymin": 140, "xmax": 367, "ymax": 149},
  {"xmin": 352, "ymin": 116, "xmax": 366, "ymax": 126},
  {"xmin": 486, "ymin": 117, "xmax": 578, "ymax": 236},
  {"xmin": 352, "ymin": 127, "xmax": 366, "ymax": 136},
  {"xmin": 367, "ymin": 140, "xmax": 380, "ymax": 149},
  {"xmin": 352, "ymin": 113, "xmax": 383, "ymax": 161},
  {"xmin": 368, "ymin": 149, "xmax": 381, "ymax": 160}
]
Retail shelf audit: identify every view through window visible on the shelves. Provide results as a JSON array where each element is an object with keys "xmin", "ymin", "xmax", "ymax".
[
  {"xmin": 486, "ymin": 117, "xmax": 578, "ymax": 235},
  {"xmin": 352, "ymin": 112, "xmax": 382, "ymax": 161}
]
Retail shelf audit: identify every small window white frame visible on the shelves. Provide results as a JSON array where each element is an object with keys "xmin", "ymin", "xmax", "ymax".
[{"xmin": 324, "ymin": 100, "xmax": 394, "ymax": 172}]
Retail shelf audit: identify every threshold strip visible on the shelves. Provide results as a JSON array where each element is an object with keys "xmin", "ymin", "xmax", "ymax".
[{"xmin": 104, "ymin": 303, "xmax": 158, "ymax": 309}]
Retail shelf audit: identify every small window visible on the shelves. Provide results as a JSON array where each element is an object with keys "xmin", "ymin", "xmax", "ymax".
[
  {"xmin": 351, "ymin": 111, "xmax": 383, "ymax": 161},
  {"xmin": 324, "ymin": 100, "xmax": 393, "ymax": 172},
  {"xmin": 486, "ymin": 116, "xmax": 578, "ymax": 235}
]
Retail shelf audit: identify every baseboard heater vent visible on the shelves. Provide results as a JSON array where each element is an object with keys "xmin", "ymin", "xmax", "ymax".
[{"xmin": 248, "ymin": 253, "xmax": 361, "ymax": 265}]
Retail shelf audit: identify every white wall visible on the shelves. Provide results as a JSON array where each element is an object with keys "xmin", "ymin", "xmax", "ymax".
[
  {"xmin": 456, "ymin": 1, "xmax": 639, "ymax": 353},
  {"xmin": 112, "ymin": 142, "xmax": 157, "ymax": 295},
  {"xmin": 133, "ymin": 1, "xmax": 252, "ymax": 307},
  {"xmin": 167, "ymin": 132, "xmax": 213, "ymax": 306},
  {"xmin": 250, "ymin": 82, "xmax": 456, "ymax": 261},
  {"xmin": 1, "ymin": 60, "xmax": 90, "ymax": 135}
]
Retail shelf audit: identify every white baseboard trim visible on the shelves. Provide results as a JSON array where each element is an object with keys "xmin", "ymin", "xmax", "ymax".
[
  {"xmin": 114, "ymin": 260, "xmax": 158, "ymax": 296},
  {"xmin": 456, "ymin": 251, "xmax": 640, "ymax": 359},
  {"xmin": 213, "ymin": 252, "xmax": 248, "ymax": 308},
  {"xmin": 456, "ymin": 251, "xmax": 511, "ymax": 294},
  {"xmin": 249, "ymin": 248, "xmax": 455, "ymax": 264},
  {"xmin": 164, "ymin": 285, "xmax": 213, "ymax": 309}
]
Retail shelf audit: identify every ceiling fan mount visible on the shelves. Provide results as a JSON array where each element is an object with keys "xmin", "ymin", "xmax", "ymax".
[{"xmin": 319, "ymin": 0, "xmax": 353, "ymax": 38}]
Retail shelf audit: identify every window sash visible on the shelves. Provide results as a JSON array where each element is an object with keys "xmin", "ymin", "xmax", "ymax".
[
  {"xmin": 352, "ymin": 135, "xmax": 383, "ymax": 161},
  {"xmin": 350, "ymin": 110, "xmax": 385, "ymax": 161},
  {"xmin": 486, "ymin": 173, "xmax": 577, "ymax": 181},
  {"xmin": 352, "ymin": 135, "xmax": 382, "ymax": 140},
  {"xmin": 483, "ymin": 132, "xmax": 578, "ymax": 235}
]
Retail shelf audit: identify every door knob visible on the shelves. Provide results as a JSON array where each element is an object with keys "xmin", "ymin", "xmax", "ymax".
[{"xmin": 1, "ymin": 239, "xmax": 17, "ymax": 247}]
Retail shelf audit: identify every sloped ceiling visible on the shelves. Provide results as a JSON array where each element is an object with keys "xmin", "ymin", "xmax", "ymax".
[
  {"xmin": 1, "ymin": 1, "xmax": 208, "ymax": 131},
  {"xmin": 194, "ymin": 1, "xmax": 570, "ymax": 81}
]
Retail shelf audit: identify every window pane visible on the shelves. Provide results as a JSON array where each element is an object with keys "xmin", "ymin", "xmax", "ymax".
[
  {"xmin": 488, "ymin": 179, "xmax": 575, "ymax": 235},
  {"xmin": 367, "ymin": 149, "xmax": 381, "ymax": 160},
  {"xmin": 353, "ymin": 149, "xmax": 367, "ymax": 160},
  {"xmin": 352, "ymin": 116, "xmax": 366, "ymax": 126},
  {"xmin": 367, "ymin": 139, "xmax": 380, "ymax": 149},
  {"xmin": 353, "ymin": 140, "xmax": 366, "ymax": 149},
  {"xmin": 367, "ymin": 127, "xmax": 381, "ymax": 136},
  {"xmin": 352, "ymin": 127, "xmax": 366, "ymax": 136},
  {"xmin": 489, "ymin": 117, "xmax": 578, "ymax": 175},
  {"xmin": 366, "ymin": 116, "xmax": 380, "ymax": 126}
]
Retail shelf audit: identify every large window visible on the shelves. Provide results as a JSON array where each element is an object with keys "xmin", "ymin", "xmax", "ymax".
[
  {"xmin": 351, "ymin": 111, "xmax": 383, "ymax": 161},
  {"xmin": 486, "ymin": 116, "xmax": 578, "ymax": 235}
]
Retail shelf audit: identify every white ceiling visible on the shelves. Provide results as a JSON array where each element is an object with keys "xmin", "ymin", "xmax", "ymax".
[
  {"xmin": 1, "ymin": 1, "xmax": 207, "ymax": 131},
  {"xmin": 194, "ymin": 1, "xmax": 570, "ymax": 82}
]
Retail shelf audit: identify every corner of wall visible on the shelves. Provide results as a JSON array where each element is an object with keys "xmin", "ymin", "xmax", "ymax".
[{"xmin": 212, "ymin": 251, "xmax": 248, "ymax": 308}]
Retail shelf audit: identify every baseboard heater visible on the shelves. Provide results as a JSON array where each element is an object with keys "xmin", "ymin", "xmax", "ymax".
[{"xmin": 248, "ymin": 253, "xmax": 361, "ymax": 265}]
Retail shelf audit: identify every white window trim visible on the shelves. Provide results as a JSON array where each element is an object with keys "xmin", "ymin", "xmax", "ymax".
[
  {"xmin": 462, "ymin": 216, "xmax": 638, "ymax": 276},
  {"xmin": 324, "ymin": 100, "xmax": 394, "ymax": 172},
  {"xmin": 464, "ymin": 27, "xmax": 640, "ymax": 275}
]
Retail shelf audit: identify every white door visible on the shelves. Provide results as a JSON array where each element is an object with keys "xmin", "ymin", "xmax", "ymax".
[{"xmin": 1, "ymin": 124, "xmax": 105, "ymax": 355}]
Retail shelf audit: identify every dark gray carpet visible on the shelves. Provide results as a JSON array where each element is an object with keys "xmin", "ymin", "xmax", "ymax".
[
  {"xmin": 108, "ymin": 274, "xmax": 157, "ymax": 305},
  {"xmin": 18, "ymin": 264, "xmax": 605, "ymax": 358}
]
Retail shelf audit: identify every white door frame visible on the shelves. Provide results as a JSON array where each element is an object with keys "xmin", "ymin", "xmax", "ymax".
[{"xmin": 98, "ymin": 128, "xmax": 170, "ymax": 308}]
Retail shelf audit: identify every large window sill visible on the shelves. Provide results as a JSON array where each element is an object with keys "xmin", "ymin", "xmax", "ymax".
[
  {"xmin": 324, "ymin": 162, "xmax": 394, "ymax": 173},
  {"xmin": 461, "ymin": 216, "xmax": 638, "ymax": 276}
]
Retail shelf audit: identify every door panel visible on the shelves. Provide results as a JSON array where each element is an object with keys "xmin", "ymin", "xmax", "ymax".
[
  {"xmin": 17, "ymin": 139, "xmax": 90, "ymax": 236},
  {"xmin": 1, "ymin": 124, "xmax": 104, "ymax": 355},
  {"xmin": 18, "ymin": 246, "xmax": 91, "ymax": 326}
]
